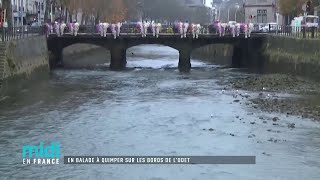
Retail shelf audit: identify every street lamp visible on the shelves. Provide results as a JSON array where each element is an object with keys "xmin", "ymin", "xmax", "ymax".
[
  {"xmin": 51, "ymin": 0, "xmax": 54, "ymax": 23},
  {"xmin": 227, "ymin": 4, "xmax": 240, "ymax": 22},
  {"xmin": 212, "ymin": 6, "xmax": 217, "ymax": 21},
  {"xmin": 235, "ymin": 4, "xmax": 240, "ymax": 22},
  {"xmin": 137, "ymin": 1, "xmax": 144, "ymax": 21},
  {"xmin": 217, "ymin": 4, "xmax": 221, "ymax": 20},
  {"xmin": 20, "ymin": 0, "xmax": 23, "ymax": 34},
  {"xmin": 50, "ymin": 0, "xmax": 58, "ymax": 23},
  {"xmin": 228, "ymin": 7, "xmax": 230, "ymax": 22}
]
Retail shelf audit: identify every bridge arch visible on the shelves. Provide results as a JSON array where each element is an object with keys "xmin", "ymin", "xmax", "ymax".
[
  {"xmin": 126, "ymin": 44, "xmax": 180, "ymax": 69},
  {"xmin": 47, "ymin": 37, "xmax": 110, "ymax": 69},
  {"xmin": 126, "ymin": 42, "xmax": 179, "ymax": 51},
  {"xmin": 63, "ymin": 43, "xmax": 111, "ymax": 68},
  {"xmin": 191, "ymin": 44, "xmax": 234, "ymax": 66}
]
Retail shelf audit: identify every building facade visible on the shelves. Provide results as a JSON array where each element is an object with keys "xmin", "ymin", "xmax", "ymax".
[
  {"xmin": 1, "ymin": 0, "xmax": 46, "ymax": 26},
  {"xmin": 184, "ymin": 0, "xmax": 206, "ymax": 7},
  {"xmin": 243, "ymin": 0, "xmax": 278, "ymax": 23}
]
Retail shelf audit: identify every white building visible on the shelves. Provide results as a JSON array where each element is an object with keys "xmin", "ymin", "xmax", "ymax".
[
  {"xmin": 177, "ymin": 0, "xmax": 206, "ymax": 7},
  {"xmin": 8, "ymin": 0, "xmax": 45, "ymax": 26},
  {"xmin": 243, "ymin": 0, "xmax": 282, "ymax": 24}
]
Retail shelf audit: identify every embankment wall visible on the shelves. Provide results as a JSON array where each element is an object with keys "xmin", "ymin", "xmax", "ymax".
[
  {"xmin": 192, "ymin": 35, "xmax": 320, "ymax": 80},
  {"xmin": 0, "ymin": 36, "xmax": 49, "ymax": 94},
  {"xmin": 261, "ymin": 36, "xmax": 320, "ymax": 79},
  {"xmin": 3, "ymin": 36, "xmax": 49, "ymax": 79}
]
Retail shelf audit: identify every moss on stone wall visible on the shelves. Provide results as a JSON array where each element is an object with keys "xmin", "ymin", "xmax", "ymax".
[
  {"xmin": 6, "ymin": 57, "xmax": 16, "ymax": 70},
  {"xmin": 2, "ymin": 36, "xmax": 49, "ymax": 80},
  {"xmin": 262, "ymin": 35, "xmax": 320, "ymax": 79},
  {"xmin": 192, "ymin": 44, "xmax": 233, "ymax": 65}
]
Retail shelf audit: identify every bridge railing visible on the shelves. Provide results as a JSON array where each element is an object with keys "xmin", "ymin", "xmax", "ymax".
[
  {"xmin": 268, "ymin": 24, "xmax": 320, "ymax": 39},
  {"xmin": 72, "ymin": 25, "xmax": 188, "ymax": 35},
  {"xmin": 49, "ymin": 24, "xmax": 261, "ymax": 37},
  {"xmin": 1, "ymin": 26, "xmax": 44, "ymax": 42}
]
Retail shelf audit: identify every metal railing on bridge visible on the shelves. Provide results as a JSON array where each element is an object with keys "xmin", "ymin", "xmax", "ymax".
[
  {"xmin": 3, "ymin": 24, "xmax": 319, "ymax": 41},
  {"xmin": 268, "ymin": 24, "xmax": 320, "ymax": 39},
  {"xmin": 49, "ymin": 24, "xmax": 214, "ymax": 36},
  {"xmin": 1, "ymin": 26, "xmax": 44, "ymax": 42},
  {"xmin": 1, "ymin": 24, "xmax": 270, "ymax": 41},
  {"xmin": 45, "ymin": 24, "xmax": 268, "ymax": 37}
]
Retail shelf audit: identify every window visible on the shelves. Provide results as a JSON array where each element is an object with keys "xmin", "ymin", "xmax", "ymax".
[{"xmin": 257, "ymin": 9, "xmax": 267, "ymax": 23}]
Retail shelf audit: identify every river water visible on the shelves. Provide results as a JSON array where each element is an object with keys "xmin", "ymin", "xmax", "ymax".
[{"xmin": 0, "ymin": 45, "xmax": 320, "ymax": 180}]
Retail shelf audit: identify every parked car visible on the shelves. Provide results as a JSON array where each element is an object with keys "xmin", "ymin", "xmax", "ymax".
[
  {"xmin": 261, "ymin": 22, "xmax": 281, "ymax": 33},
  {"xmin": 228, "ymin": 21, "xmax": 236, "ymax": 26}
]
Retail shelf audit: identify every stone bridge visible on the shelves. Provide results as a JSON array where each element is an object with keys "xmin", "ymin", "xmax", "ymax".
[{"xmin": 47, "ymin": 33, "xmax": 267, "ymax": 71}]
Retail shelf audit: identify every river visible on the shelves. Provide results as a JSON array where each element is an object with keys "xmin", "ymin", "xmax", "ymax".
[{"xmin": 0, "ymin": 45, "xmax": 320, "ymax": 180}]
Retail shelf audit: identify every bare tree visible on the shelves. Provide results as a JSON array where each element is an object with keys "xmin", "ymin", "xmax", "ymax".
[
  {"xmin": 54, "ymin": 0, "xmax": 212, "ymax": 24},
  {"xmin": 2, "ymin": 0, "xmax": 13, "ymax": 28}
]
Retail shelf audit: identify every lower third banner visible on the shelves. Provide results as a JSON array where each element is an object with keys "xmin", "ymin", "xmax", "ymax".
[{"xmin": 64, "ymin": 156, "xmax": 256, "ymax": 164}]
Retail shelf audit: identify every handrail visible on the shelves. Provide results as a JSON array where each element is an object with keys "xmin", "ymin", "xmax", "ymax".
[
  {"xmin": 1, "ymin": 26, "xmax": 44, "ymax": 42},
  {"xmin": 267, "ymin": 24, "xmax": 319, "ymax": 39},
  {"xmin": 3, "ymin": 24, "xmax": 319, "ymax": 41}
]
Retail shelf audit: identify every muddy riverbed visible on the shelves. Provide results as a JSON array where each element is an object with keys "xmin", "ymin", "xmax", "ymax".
[{"xmin": 219, "ymin": 73, "xmax": 320, "ymax": 121}]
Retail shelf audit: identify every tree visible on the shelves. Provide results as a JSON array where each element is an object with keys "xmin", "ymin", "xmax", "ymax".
[
  {"xmin": 104, "ymin": 0, "xmax": 127, "ymax": 23},
  {"xmin": 53, "ymin": 0, "xmax": 212, "ymax": 24},
  {"xmin": 143, "ymin": 0, "xmax": 208, "ymax": 23},
  {"xmin": 123, "ymin": 0, "xmax": 141, "ymax": 21},
  {"xmin": 2, "ymin": 0, "xmax": 12, "ymax": 28},
  {"xmin": 44, "ymin": 0, "xmax": 51, "ymax": 23},
  {"xmin": 279, "ymin": 0, "xmax": 319, "ymax": 16}
]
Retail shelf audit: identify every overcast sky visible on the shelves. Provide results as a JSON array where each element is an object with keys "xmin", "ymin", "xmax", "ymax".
[{"xmin": 205, "ymin": 0, "xmax": 213, "ymax": 7}]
